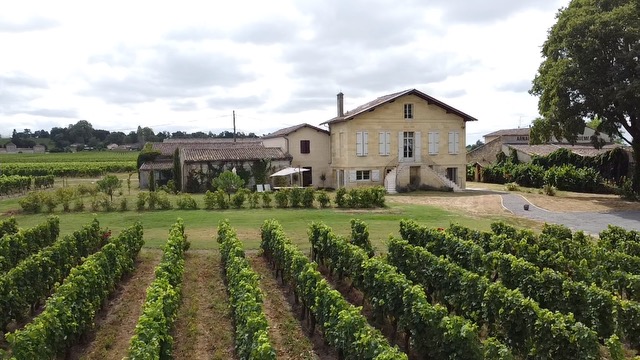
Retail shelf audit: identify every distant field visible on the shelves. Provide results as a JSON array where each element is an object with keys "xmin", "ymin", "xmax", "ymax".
[{"xmin": 0, "ymin": 151, "xmax": 139, "ymax": 163}]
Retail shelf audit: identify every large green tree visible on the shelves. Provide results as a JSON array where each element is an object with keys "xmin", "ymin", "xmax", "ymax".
[{"xmin": 530, "ymin": 0, "xmax": 640, "ymax": 192}]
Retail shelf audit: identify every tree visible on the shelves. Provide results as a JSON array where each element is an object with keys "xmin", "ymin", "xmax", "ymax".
[
  {"xmin": 173, "ymin": 148, "xmax": 182, "ymax": 192},
  {"xmin": 466, "ymin": 139, "xmax": 484, "ymax": 151},
  {"xmin": 530, "ymin": 0, "xmax": 640, "ymax": 192},
  {"xmin": 212, "ymin": 170, "xmax": 245, "ymax": 200},
  {"xmin": 97, "ymin": 175, "xmax": 122, "ymax": 201}
]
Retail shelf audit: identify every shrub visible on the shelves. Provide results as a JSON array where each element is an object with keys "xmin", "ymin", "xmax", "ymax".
[
  {"xmin": 620, "ymin": 177, "xmax": 638, "ymax": 201},
  {"xmin": 289, "ymin": 187, "xmax": 303, "ymax": 208},
  {"xmin": 261, "ymin": 192, "xmax": 272, "ymax": 208},
  {"xmin": 505, "ymin": 182, "xmax": 520, "ymax": 191},
  {"xmin": 148, "ymin": 191, "xmax": 158, "ymax": 210},
  {"xmin": 91, "ymin": 196, "xmax": 101, "ymax": 212},
  {"xmin": 19, "ymin": 191, "xmax": 44, "ymax": 213},
  {"xmin": 214, "ymin": 189, "xmax": 229, "ymax": 209},
  {"xmin": 136, "ymin": 192, "xmax": 148, "ymax": 211},
  {"xmin": 156, "ymin": 191, "xmax": 173, "ymax": 210},
  {"xmin": 335, "ymin": 187, "xmax": 347, "ymax": 208},
  {"xmin": 177, "ymin": 194, "xmax": 199, "ymax": 210},
  {"xmin": 231, "ymin": 188, "xmax": 249, "ymax": 209},
  {"xmin": 55, "ymin": 187, "xmax": 75, "ymax": 212},
  {"xmin": 119, "ymin": 197, "xmax": 128, "ymax": 211},
  {"xmin": 204, "ymin": 190, "xmax": 216, "ymax": 210},
  {"xmin": 316, "ymin": 191, "xmax": 330, "ymax": 208},
  {"xmin": 346, "ymin": 188, "xmax": 361, "ymax": 208},
  {"xmin": 76, "ymin": 183, "xmax": 98, "ymax": 196},
  {"xmin": 301, "ymin": 188, "xmax": 315, "ymax": 208},
  {"xmin": 42, "ymin": 192, "xmax": 59, "ymax": 213},
  {"xmin": 99, "ymin": 195, "xmax": 115, "ymax": 212},
  {"xmin": 274, "ymin": 189, "xmax": 289, "ymax": 208},
  {"xmin": 248, "ymin": 192, "xmax": 260, "ymax": 208},
  {"xmin": 543, "ymin": 184, "xmax": 557, "ymax": 196},
  {"xmin": 73, "ymin": 198, "xmax": 85, "ymax": 212}
]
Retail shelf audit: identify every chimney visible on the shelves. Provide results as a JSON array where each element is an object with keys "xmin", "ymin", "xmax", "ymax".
[{"xmin": 337, "ymin": 92, "xmax": 344, "ymax": 117}]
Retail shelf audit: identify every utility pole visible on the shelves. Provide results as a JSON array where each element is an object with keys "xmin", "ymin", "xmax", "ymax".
[{"xmin": 233, "ymin": 110, "xmax": 236, "ymax": 143}]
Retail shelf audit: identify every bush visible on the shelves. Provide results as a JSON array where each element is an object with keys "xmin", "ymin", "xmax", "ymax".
[
  {"xmin": 76, "ymin": 183, "xmax": 98, "ymax": 196},
  {"xmin": 98, "ymin": 195, "xmax": 115, "ymax": 212},
  {"xmin": 274, "ymin": 190, "xmax": 289, "ymax": 208},
  {"xmin": 204, "ymin": 190, "xmax": 216, "ymax": 210},
  {"xmin": 119, "ymin": 197, "xmax": 128, "ymax": 211},
  {"xmin": 505, "ymin": 182, "xmax": 520, "ymax": 191},
  {"xmin": 316, "ymin": 191, "xmax": 330, "ymax": 208},
  {"xmin": 620, "ymin": 177, "xmax": 638, "ymax": 201},
  {"xmin": 214, "ymin": 189, "xmax": 229, "ymax": 209},
  {"xmin": 148, "ymin": 191, "xmax": 158, "ymax": 210},
  {"xmin": 543, "ymin": 184, "xmax": 557, "ymax": 196},
  {"xmin": 19, "ymin": 191, "xmax": 44, "ymax": 213},
  {"xmin": 177, "ymin": 194, "xmax": 199, "ymax": 210},
  {"xmin": 248, "ymin": 192, "xmax": 260, "ymax": 208},
  {"xmin": 301, "ymin": 188, "xmax": 315, "ymax": 208},
  {"xmin": 289, "ymin": 187, "xmax": 303, "ymax": 208},
  {"xmin": 261, "ymin": 192, "xmax": 272, "ymax": 208},
  {"xmin": 91, "ymin": 196, "xmax": 101, "ymax": 212},
  {"xmin": 73, "ymin": 198, "xmax": 85, "ymax": 212},
  {"xmin": 335, "ymin": 187, "xmax": 347, "ymax": 208},
  {"xmin": 42, "ymin": 192, "xmax": 59, "ymax": 213},
  {"xmin": 136, "ymin": 192, "xmax": 148, "ymax": 211},
  {"xmin": 231, "ymin": 188, "xmax": 249, "ymax": 209},
  {"xmin": 55, "ymin": 187, "xmax": 75, "ymax": 212},
  {"xmin": 156, "ymin": 191, "xmax": 173, "ymax": 210}
]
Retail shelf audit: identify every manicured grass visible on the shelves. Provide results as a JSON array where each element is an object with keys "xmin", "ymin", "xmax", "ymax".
[{"xmin": 1, "ymin": 203, "xmax": 522, "ymax": 252}]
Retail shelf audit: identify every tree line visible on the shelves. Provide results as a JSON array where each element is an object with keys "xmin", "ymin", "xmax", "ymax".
[{"xmin": 3, "ymin": 120, "xmax": 258, "ymax": 152}]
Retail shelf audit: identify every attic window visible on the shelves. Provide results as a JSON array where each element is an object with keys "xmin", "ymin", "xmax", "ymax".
[
  {"xmin": 404, "ymin": 104, "xmax": 413, "ymax": 119},
  {"xmin": 300, "ymin": 140, "xmax": 310, "ymax": 154}
]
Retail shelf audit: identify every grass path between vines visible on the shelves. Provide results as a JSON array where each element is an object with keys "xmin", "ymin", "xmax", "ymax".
[
  {"xmin": 172, "ymin": 250, "xmax": 236, "ymax": 359},
  {"xmin": 67, "ymin": 249, "xmax": 162, "ymax": 360},
  {"xmin": 249, "ymin": 254, "xmax": 337, "ymax": 360}
]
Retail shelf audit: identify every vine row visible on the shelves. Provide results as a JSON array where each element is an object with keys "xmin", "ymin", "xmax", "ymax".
[
  {"xmin": 6, "ymin": 222, "xmax": 144, "ymax": 359},
  {"xmin": 387, "ymin": 237, "xmax": 601, "ymax": 359},
  {"xmin": 0, "ymin": 217, "xmax": 18, "ymax": 239},
  {"xmin": 0, "ymin": 219, "xmax": 104, "ymax": 332},
  {"xmin": 261, "ymin": 219, "xmax": 406, "ymax": 360},
  {"xmin": 128, "ymin": 219, "xmax": 187, "ymax": 359},
  {"xmin": 309, "ymin": 222, "xmax": 513, "ymax": 360},
  {"xmin": 218, "ymin": 220, "xmax": 276, "ymax": 360},
  {"xmin": 0, "ymin": 216, "xmax": 60, "ymax": 273}
]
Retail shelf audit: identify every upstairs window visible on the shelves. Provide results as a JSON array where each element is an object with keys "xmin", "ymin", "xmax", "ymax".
[
  {"xmin": 403, "ymin": 131, "xmax": 414, "ymax": 158},
  {"xmin": 404, "ymin": 104, "xmax": 413, "ymax": 119},
  {"xmin": 300, "ymin": 140, "xmax": 310, "ymax": 154}
]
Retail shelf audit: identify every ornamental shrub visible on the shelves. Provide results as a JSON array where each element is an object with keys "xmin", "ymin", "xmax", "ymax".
[
  {"xmin": 316, "ymin": 191, "xmax": 330, "ymax": 208},
  {"xmin": 177, "ymin": 194, "xmax": 198, "ymax": 210},
  {"xmin": 301, "ymin": 188, "xmax": 315, "ymax": 208}
]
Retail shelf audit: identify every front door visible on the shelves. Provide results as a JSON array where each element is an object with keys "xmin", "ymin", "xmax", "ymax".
[
  {"xmin": 446, "ymin": 167, "xmax": 458, "ymax": 185},
  {"xmin": 302, "ymin": 167, "xmax": 312, "ymax": 187}
]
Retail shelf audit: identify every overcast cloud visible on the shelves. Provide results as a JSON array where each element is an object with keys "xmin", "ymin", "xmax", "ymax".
[{"xmin": 0, "ymin": 0, "xmax": 569, "ymax": 142}]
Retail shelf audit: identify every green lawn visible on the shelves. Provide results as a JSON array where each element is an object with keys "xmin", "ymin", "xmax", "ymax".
[{"xmin": 1, "ymin": 201, "xmax": 527, "ymax": 252}]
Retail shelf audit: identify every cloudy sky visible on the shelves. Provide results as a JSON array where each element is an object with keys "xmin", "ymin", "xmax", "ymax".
[{"xmin": 0, "ymin": 0, "xmax": 569, "ymax": 143}]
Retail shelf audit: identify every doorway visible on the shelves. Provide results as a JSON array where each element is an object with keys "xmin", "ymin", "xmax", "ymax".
[
  {"xmin": 410, "ymin": 166, "xmax": 421, "ymax": 187},
  {"xmin": 446, "ymin": 167, "xmax": 458, "ymax": 185},
  {"xmin": 302, "ymin": 167, "xmax": 312, "ymax": 187}
]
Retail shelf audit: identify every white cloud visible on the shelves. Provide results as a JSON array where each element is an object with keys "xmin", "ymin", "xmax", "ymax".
[{"xmin": 0, "ymin": 0, "xmax": 569, "ymax": 142}]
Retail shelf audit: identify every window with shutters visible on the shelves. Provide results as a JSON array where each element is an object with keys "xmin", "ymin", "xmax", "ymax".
[
  {"xmin": 448, "ymin": 132, "xmax": 460, "ymax": 154},
  {"xmin": 356, "ymin": 131, "xmax": 368, "ymax": 156},
  {"xmin": 403, "ymin": 131, "xmax": 414, "ymax": 159},
  {"xmin": 404, "ymin": 104, "xmax": 413, "ymax": 119},
  {"xmin": 356, "ymin": 170, "xmax": 371, "ymax": 181},
  {"xmin": 428, "ymin": 132, "xmax": 439, "ymax": 155},
  {"xmin": 378, "ymin": 131, "xmax": 391, "ymax": 156},
  {"xmin": 300, "ymin": 140, "xmax": 310, "ymax": 154}
]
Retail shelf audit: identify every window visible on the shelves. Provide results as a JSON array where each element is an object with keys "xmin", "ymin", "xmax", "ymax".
[
  {"xmin": 300, "ymin": 140, "xmax": 310, "ymax": 154},
  {"xmin": 356, "ymin": 170, "xmax": 371, "ymax": 181},
  {"xmin": 403, "ymin": 131, "xmax": 414, "ymax": 159},
  {"xmin": 356, "ymin": 131, "xmax": 368, "ymax": 156},
  {"xmin": 428, "ymin": 132, "xmax": 440, "ymax": 155},
  {"xmin": 448, "ymin": 132, "xmax": 460, "ymax": 154},
  {"xmin": 516, "ymin": 136, "xmax": 529, "ymax": 141},
  {"xmin": 404, "ymin": 104, "xmax": 413, "ymax": 119},
  {"xmin": 378, "ymin": 131, "xmax": 391, "ymax": 156}
]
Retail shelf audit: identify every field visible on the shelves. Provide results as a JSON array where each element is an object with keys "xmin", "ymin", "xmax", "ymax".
[
  {"xmin": 0, "ymin": 151, "xmax": 138, "ymax": 177},
  {"xmin": 1, "ymin": 167, "xmax": 639, "ymax": 358}
]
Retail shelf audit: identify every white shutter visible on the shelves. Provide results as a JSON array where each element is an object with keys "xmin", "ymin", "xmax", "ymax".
[
  {"xmin": 415, "ymin": 131, "xmax": 421, "ymax": 162},
  {"xmin": 379, "ymin": 132, "xmax": 385, "ymax": 155},
  {"xmin": 454, "ymin": 132, "xmax": 460, "ymax": 155},
  {"xmin": 363, "ymin": 132, "xmax": 368, "ymax": 156},
  {"xmin": 398, "ymin": 132, "xmax": 404, "ymax": 161},
  {"xmin": 356, "ymin": 132, "xmax": 363, "ymax": 156},
  {"xmin": 372, "ymin": 169, "xmax": 380, "ymax": 182},
  {"xmin": 428, "ymin": 132, "xmax": 435, "ymax": 154},
  {"xmin": 449, "ymin": 132, "xmax": 455, "ymax": 154},
  {"xmin": 349, "ymin": 170, "xmax": 357, "ymax": 182},
  {"xmin": 385, "ymin": 132, "xmax": 391, "ymax": 155}
]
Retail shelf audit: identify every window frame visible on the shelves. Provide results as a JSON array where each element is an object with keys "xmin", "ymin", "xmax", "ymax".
[
  {"xmin": 300, "ymin": 139, "xmax": 310, "ymax": 154},
  {"xmin": 404, "ymin": 103, "xmax": 414, "ymax": 119},
  {"xmin": 356, "ymin": 170, "xmax": 371, "ymax": 181},
  {"xmin": 403, "ymin": 131, "xmax": 415, "ymax": 159}
]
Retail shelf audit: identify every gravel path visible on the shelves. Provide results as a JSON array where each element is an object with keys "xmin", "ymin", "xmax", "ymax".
[{"xmin": 500, "ymin": 193, "xmax": 640, "ymax": 234}]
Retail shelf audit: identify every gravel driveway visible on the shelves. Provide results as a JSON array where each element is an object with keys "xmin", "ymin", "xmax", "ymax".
[{"xmin": 500, "ymin": 193, "xmax": 640, "ymax": 234}]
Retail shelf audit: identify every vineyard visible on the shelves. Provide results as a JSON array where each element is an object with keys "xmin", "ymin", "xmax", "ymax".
[
  {"xmin": 0, "ymin": 215, "xmax": 639, "ymax": 359},
  {"xmin": 0, "ymin": 152, "xmax": 138, "ymax": 177}
]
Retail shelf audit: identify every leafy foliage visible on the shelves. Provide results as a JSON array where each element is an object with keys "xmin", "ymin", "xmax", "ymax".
[
  {"xmin": 213, "ymin": 170, "xmax": 245, "ymax": 200},
  {"xmin": 96, "ymin": 174, "xmax": 122, "ymax": 201},
  {"xmin": 0, "ymin": 216, "xmax": 60, "ymax": 273}
]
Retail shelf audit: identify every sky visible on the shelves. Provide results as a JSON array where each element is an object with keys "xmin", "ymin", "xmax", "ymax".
[{"xmin": 0, "ymin": 0, "xmax": 570, "ymax": 144}]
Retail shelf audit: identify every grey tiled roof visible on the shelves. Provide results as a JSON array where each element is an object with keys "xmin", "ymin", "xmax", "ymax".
[
  {"xmin": 507, "ymin": 144, "xmax": 621, "ymax": 157},
  {"xmin": 150, "ymin": 141, "xmax": 263, "ymax": 156},
  {"xmin": 484, "ymin": 128, "xmax": 531, "ymax": 137},
  {"xmin": 139, "ymin": 161, "xmax": 174, "ymax": 171},
  {"xmin": 262, "ymin": 123, "xmax": 329, "ymax": 139},
  {"xmin": 181, "ymin": 146, "xmax": 290, "ymax": 162},
  {"xmin": 321, "ymin": 88, "xmax": 477, "ymax": 125}
]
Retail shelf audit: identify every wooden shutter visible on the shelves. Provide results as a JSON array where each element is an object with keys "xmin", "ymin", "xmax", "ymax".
[
  {"xmin": 379, "ymin": 132, "xmax": 385, "ymax": 155},
  {"xmin": 398, "ymin": 132, "xmax": 404, "ymax": 161},
  {"xmin": 349, "ymin": 170, "xmax": 357, "ymax": 182},
  {"xmin": 385, "ymin": 132, "xmax": 391, "ymax": 155},
  {"xmin": 356, "ymin": 132, "xmax": 363, "ymax": 156},
  {"xmin": 363, "ymin": 132, "xmax": 368, "ymax": 156},
  {"xmin": 372, "ymin": 169, "xmax": 380, "ymax": 182},
  {"xmin": 454, "ymin": 132, "xmax": 460, "ymax": 154}
]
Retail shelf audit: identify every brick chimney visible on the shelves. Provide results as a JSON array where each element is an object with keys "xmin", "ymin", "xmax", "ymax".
[{"xmin": 337, "ymin": 92, "xmax": 344, "ymax": 117}]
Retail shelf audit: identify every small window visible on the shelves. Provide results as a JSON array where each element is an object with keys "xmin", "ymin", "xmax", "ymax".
[
  {"xmin": 356, "ymin": 170, "xmax": 371, "ymax": 181},
  {"xmin": 300, "ymin": 140, "xmax": 310, "ymax": 154},
  {"xmin": 404, "ymin": 104, "xmax": 413, "ymax": 119}
]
